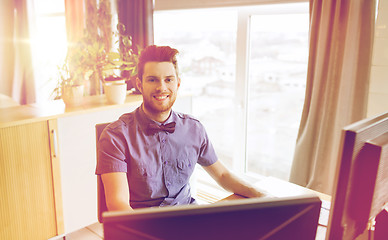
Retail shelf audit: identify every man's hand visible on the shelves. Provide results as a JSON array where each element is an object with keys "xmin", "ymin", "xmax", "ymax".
[{"xmin": 203, "ymin": 160, "xmax": 267, "ymax": 199}]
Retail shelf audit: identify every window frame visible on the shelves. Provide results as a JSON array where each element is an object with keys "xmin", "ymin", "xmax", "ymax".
[{"xmin": 234, "ymin": 3, "xmax": 309, "ymax": 176}]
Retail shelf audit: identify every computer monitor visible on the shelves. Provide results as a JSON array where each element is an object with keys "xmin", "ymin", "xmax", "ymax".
[
  {"xmin": 103, "ymin": 194, "xmax": 321, "ymax": 240},
  {"xmin": 326, "ymin": 111, "xmax": 388, "ymax": 240}
]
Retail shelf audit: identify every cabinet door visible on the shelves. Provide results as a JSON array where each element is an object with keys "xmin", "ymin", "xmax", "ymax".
[{"xmin": 0, "ymin": 121, "xmax": 62, "ymax": 239}]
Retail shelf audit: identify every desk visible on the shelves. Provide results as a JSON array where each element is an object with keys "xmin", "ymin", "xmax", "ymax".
[
  {"xmin": 222, "ymin": 177, "xmax": 331, "ymax": 240},
  {"xmin": 54, "ymin": 177, "xmax": 331, "ymax": 240}
]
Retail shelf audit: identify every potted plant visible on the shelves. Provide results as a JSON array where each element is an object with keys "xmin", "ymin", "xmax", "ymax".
[
  {"xmin": 53, "ymin": 22, "xmax": 139, "ymax": 105},
  {"xmin": 116, "ymin": 23, "xmax": 140, "ymax": 92},
  {"xmin": 53, "ymin": 0, "xmax": 140, "ymax": 103},
  {"xmin": 82, "ymin": 0, "xmax": 137, "ymax": 95},
  {"xmin": 103, "ymin": 23, "xmax": 139, "ymax": 82},
  {"xmin": 80, "ymin": 25, "xmax": 139, "ymax": 96},
  {"xmin": 52, "ymin": 59, "xmax": 85, "ymax": 107},
  {"xmin": 95, "ymin": 23, "xmax": 140, "ymax": 104}
]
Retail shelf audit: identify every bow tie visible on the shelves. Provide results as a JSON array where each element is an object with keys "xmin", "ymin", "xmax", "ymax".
[{"xmin": 147, "ymin": 122, "xmax": 176, "ymax": 134}]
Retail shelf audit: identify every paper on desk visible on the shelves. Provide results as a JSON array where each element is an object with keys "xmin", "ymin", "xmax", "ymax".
[
  {"xmin": 254, "ymin": 176, "xmax": 314, "ymax": 197},
  {"xmin": 255, "ymin": 176, "xmax": 331, "ymax": 222}
]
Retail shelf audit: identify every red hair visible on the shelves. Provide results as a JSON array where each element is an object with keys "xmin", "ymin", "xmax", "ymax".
[{"xmin": 137, "ymin": 45, "xmax": 179, "ymax": 80}]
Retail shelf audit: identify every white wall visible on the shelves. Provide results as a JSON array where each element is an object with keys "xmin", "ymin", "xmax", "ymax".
[{"xmin": 368, "ymin": 0, "xmax": 388, "ymax": 117}]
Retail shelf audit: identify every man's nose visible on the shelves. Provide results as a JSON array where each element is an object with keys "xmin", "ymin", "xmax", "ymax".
[{"xmin": 156, "ymin": 81, "xmax": 167, "ymax": 91}]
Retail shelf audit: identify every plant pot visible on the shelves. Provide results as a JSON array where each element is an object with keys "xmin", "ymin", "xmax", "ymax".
[
  {"xmin": 62, "ymin": 85, "xmax": 84, "ymax": 107},
  {"xmin": 104, "ymin": 76, "xmax": 126, "ymax": 85},
  {"xmin": 104, "ymin": 82, "xmax": 127, "ymax": 104}
]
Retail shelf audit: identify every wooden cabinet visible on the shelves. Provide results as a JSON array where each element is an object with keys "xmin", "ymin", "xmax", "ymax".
[
  {"xmin": 0, "ymin": 94, "xmax": 144, "ymax": 237},
  {"xmin": 0, "ymin": 120, "xmax": 63, "ymax": 240}
]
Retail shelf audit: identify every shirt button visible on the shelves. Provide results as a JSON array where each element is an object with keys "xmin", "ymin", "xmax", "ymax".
[{"xmin": 162, "ymin": 139, "xmax": 166, "ymax": 143}]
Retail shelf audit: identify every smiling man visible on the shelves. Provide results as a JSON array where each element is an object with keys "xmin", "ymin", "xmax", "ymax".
[{"xmin": 96, "ymin": 45, "xmax": 264, "ymax": 211}]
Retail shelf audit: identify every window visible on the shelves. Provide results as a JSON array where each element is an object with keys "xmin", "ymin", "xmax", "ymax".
[
  {"xmin": 155, "ymin": 2, "xmax": 309, "ymax": 181},
  {"xmin": 30, "ymin": 0, "xmax": 67, "ymax": 103},
  {"xmin": 246, "ymin": 9, "xmax": 309, "ymax": 179}
]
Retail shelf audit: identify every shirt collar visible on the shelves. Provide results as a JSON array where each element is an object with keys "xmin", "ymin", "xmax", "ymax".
[{"xmin": 135, "ymin": 105, "xmax": 176, "ymax": 131}]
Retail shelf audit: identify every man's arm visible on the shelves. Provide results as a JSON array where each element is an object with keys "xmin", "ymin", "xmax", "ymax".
[
  {"xmin": 101, "ymin": 172, "xmax": 133, "ymax": 211},
  {"xmin": 203, "ymin": 160, "xmax": 264, "ymax": 198}
]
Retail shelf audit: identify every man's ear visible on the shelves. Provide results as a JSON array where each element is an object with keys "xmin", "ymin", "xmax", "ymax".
[
  {"xmin": 135, "ymin": 77, "xmax": 143, "ymax": 94},
  {"xmin": 177, "ymin": 77, "xmax": 181, "ymax": 89}
]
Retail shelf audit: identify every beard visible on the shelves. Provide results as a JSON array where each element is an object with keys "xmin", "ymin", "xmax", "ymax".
[{"xmin": 142, "ymin": 91, "xmax": 177, "ymax": 116}]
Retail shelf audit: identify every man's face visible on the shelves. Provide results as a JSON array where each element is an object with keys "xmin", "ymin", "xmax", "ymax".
[{"xmin": 136, "ymin": 61, "xmax": 180, "ymax": 117}]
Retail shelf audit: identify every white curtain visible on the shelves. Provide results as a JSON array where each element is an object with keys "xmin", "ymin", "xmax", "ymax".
[
  {"xmin": 289, "ymin": 0, "xmax": 376, "ymax": 195},
  {"xmin": 65, "ymin": 0, "xmax": 85, "ymax": 44},
  {"xmin": 0, "ymin": 0, "xmax": 36, "ymax": 105}
]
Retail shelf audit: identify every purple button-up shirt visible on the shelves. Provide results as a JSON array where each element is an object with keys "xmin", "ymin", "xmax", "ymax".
[{"xmin": 96, "ymin": 106, "xmax": 218, "ymax": 209}]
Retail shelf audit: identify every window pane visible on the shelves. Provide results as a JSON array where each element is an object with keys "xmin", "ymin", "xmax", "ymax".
[
  {"xmin": 31, "ymin": 0, "xmax": 67, "ymax": 103},
  {"xmin": 154, "ymin": 9, "xmax": 237, "ymax": 169},
  {"xmin": 246, "ymin": 9, "xmax": 309, "ymax": 180}
]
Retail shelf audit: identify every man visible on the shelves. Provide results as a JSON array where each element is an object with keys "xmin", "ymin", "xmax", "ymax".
[{"xmin": 96, "ymin": 45, "xmax": 263, "ymax": 211}]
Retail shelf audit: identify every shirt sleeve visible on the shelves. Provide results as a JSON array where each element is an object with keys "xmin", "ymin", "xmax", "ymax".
[
  {"xmin": 197, "ymin": 123, "xmax": 218, "ymax": 167},
  {"xmin": 95, "ymin": 120, "xmax": 128, "ymax": 175}
]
